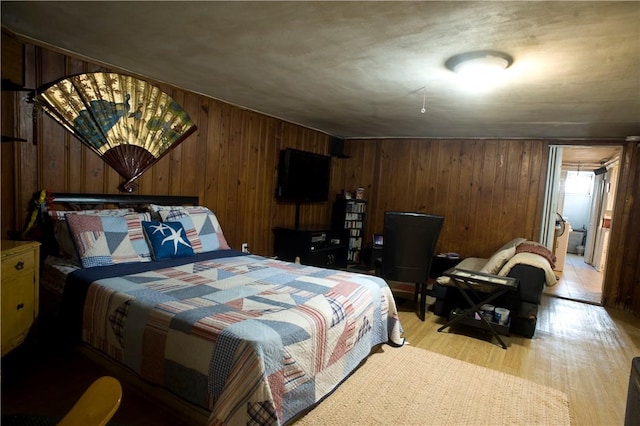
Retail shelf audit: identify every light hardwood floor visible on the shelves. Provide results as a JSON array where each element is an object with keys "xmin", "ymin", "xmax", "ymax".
[
  {"xmin": 396, "ymin": 292, "xmax": 640, "ymax": 426},
  {"xmin": 546, "ymin": 253, "xmax": 603, "ymax": 305}
]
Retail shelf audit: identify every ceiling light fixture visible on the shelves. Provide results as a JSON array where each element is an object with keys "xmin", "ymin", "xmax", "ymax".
[{"xmin": 446, "ymin": 50, "xmax": 513, "ymax": 89}]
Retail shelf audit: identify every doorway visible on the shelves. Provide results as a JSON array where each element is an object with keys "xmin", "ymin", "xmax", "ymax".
[{"xmin": 540, "ymin": 145, "xmax": 622, "ymax": 304}]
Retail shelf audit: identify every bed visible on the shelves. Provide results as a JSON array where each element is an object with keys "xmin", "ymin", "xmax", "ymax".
[{"xmin": 37, "ymin": 193, "xmax": 404, "ymax": 425}]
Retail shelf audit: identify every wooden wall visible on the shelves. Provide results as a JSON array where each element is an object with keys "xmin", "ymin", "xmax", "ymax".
[
  {"xmin": 334, "ymin": 139, "xmax": 548, "ymax": 258},
  {"xmin": 2, "ymin": 37, "xmax": 638, "ymax": 315},
  {"xmin": 2, "ymin": 43, "xmax": 336, "ymax": 256},
  {"xmin": 604, "ymin": 141, "xmax": 640, "ymax": 312}
]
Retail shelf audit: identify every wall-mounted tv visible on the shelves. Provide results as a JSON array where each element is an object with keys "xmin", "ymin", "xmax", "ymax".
[{"xmin": 276, "ymin": 148, "xmax": 331, "ymax": 202}]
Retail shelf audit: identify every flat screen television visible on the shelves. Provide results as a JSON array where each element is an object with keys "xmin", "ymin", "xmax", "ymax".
[{"xmin": 276, "ymin": 148, "xmax": 331, "ymax": 202}]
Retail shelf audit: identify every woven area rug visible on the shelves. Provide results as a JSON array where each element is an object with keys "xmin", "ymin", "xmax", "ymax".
[{"xmin": 296, "ymin": 345, "xmax": 572, "ymax": 425}]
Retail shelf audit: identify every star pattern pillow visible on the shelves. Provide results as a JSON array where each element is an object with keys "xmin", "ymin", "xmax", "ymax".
[{"xmin": 142, "ymin": 221, "xmax": 194, "ymax": 260}]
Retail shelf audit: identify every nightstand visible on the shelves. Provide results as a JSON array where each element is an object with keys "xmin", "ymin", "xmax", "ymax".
[{"xmin": 1, "ymin": 240, "xmax": 40, "ymax": 356}]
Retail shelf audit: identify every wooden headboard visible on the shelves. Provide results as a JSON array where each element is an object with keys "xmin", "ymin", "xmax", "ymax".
[
  {"xmin": 41, "ymin": 193, "xmax": 199, "ymax": 210},
  {"xmin": 36, "ymin": 192, "xmax": 199, "ymax": 257}
]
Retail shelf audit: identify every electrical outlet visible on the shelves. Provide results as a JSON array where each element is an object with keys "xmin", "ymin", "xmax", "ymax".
[{"xmin": 241, "ymin": 242, "xmax": 249, "ymax": 253}]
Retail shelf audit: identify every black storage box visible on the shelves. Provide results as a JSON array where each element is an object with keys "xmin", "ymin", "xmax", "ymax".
[
  {"xmin": 626, "ymin": 357, "xmax": 640, "ymax": 426},
  {"xmin": 509, "ymin": 302, "xmax": 538, "ymax": 338}
]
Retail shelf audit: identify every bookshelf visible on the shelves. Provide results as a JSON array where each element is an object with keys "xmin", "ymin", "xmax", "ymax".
[{"xmin": 332, "ymin": 198, "xmax": 367, "ymax": 264}]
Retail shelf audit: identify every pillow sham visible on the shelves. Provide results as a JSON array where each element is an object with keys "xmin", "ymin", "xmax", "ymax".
[
  {"xmin": 157, "ymin": 206, "xmax": 230, "ymax": 253},
  {"xmin": 147, "ymin": 204, "xmax": 207, "ymax": 222},
  {"xmin": 148, "ymin": 204, "xmax": 181, "ymax": 212},
  {"xmin": 148, "ymin": 204, "xmax": 205, "ymax": 212},
  {"xmin": 47, "ymin": 208, "xmax": 135, "ymax": 263},
  {"xmin": 142, "ymin": 221, "xmax": 194, "ymax": 260},
  {"xmin": 66, "ymin": 212, "xmax": 152, "ymax": 268},
  {"xmin": 479, "ymin": 237, "xmax": 527, "ymax": 275},
  {"xmin": 47, "ymin": 208, "xmax": 135, "ymax": 222}
]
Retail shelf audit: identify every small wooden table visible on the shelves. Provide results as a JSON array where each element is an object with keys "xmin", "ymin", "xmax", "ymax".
[{"xmin": 437, "ymin": 267, "xmax": 519, "ymax": 349}]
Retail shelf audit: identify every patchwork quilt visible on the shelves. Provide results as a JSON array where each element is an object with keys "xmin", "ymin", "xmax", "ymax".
[{"xmin": 70, "ymin": 251, "xmax": 404, "ymax": 425}]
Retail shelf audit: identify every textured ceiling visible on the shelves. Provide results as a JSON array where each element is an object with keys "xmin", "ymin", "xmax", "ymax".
[{"xmin": 2, "ymin": 1, "xmax": 639, "ymax": 142}]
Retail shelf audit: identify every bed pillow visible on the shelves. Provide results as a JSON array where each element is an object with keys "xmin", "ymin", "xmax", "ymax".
[
  {"xmin": 148, "ymin": 204, "xmax": 181, "ymax": 212},
  {"xmin": 47, "ymin": 208, "xmax": 135, "ymax": 264},
  {"xmin": 142, "ymin": 221, "xmax": 194, "ymax": 260},
  {"xmin": 47, "ymin": 208, "xmax": 135, "ymax": 222},
  {"xmin": 66, "ymin": 212, "xmax": 152, "ymax": 268},
  {"xmin": 148, "ymin": 204, "xmax": 207, "ymax": 212},
  {"xmin": 147, "ymin": 204, "xmax": 197, "ymax": 217},
  {"xmin": 158, "ymin": 206, "xmax": 230, "ymax": 253},
  {"xmin": 479, "ymin": 237, "xmax": 527, "ymax": 275}
]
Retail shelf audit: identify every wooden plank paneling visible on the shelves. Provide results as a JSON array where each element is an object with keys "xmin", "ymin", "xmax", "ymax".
[
  {"xmin": 1, "ymin": 32, "xmax": 24, "ymax": 87},
  {"xmin": 440, "ymin": 139, "xmax": 461, "ymax": 250},
  {"xmin": 1, "ymin": 110, "xmax": 16, "ymax": 238},
  {"xmin": 65, "ymin": 58, "xmax": 86, "ymax": 193},
  {"xmin": 452, "ymin": 140, "xmax": 475, "ymax": 250},
  {"xmin": 192, "ymin": 99, "xmax": 210, "ymax": 202},
  {"xmin": 488, "ymin": 140, "xmax": 508, "ymax": 251},
  {"xmin": 202, "ymin": 99, "xmax": 223, "ymax": 208},
  {"xmin": 224, "ymin": 106, "xmax": 244, "ymax": 245},
  {"xmin": 332, "ymin": 138, "xmax": 566, "ymax": 259},
  {"xmin": 466, "ymin": 140, "xmax": 485, "ymax": 255},
  {"xmin": 39, "ymin": 49, "xmax": 66, "ymax": 193},
  {"xmin": 415, "ymin": 139, "xmax": 437, "ymax": 218},
  {"xmin": 475, "ymin": 141, "xmax": 498, "ymax": 254},
  {"xmin": 2, "ymin": 39, "xmax": 638, "ymax": 316},
  {"xmin": 356, "ymin": 139, "xmax": 548, "ymax": 258},
  {"xmin": 179, "ymin": 92, "xmax": 201, "ymax": 197},
  {"xmin": 13, "ymin": 44, "xmax": 38, "ymax": 234},
  {"xmin": 252, "ymin": 114, "xmax": 277, "ymax": 252},
  {"xmin": 236, "ymin": 110, "xmax": 258, "ymax": 246}
]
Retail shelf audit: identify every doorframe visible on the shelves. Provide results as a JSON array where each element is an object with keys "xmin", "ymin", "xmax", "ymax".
[
  {"xmin": 540, "ymin": 146, "xmax": 563, "ymax": 250},
  {"xmin": 540, "ymin": 144, "xmax": 623, "ymax": 303},
  {"xmin": 584, "ymin": 157, "xmax": 619, "ymax": 270}
]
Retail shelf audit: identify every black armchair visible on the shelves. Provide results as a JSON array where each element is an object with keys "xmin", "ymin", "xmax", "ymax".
[{"xmin": 381, "ymin": 212, "xmax": 444, "ymax": 321}]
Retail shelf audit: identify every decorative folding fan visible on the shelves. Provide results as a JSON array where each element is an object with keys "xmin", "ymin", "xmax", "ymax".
[{"xmin": 36, "ymin": 72, "xmax": 197, "ymax": 192}]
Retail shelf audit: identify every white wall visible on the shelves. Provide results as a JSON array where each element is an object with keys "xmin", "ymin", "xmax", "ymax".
[
  {"xmin": 561, "ymin": 170, "xmax": 594, "ymax": 231},
  {"xmin": 563, "ymin": 193, "xmax": 591, "ymax": 231}
]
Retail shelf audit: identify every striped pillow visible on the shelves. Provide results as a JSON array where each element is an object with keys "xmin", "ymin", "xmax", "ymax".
[
  {"xmin": 48, "ymin": 208, "xmax": 135, "ymax": 263},
  {"xmin": 158, "ymin": 206, "xmax": 230, "ymax": 253},
  {"xmin": 66, "ymin": 212, "xmax": 152, "ymax": 268}
]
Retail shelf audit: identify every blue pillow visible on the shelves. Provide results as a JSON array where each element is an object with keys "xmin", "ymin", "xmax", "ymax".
[{"xmin": 142, "ymin": 221, "xmax": 194, "ymax": 260}]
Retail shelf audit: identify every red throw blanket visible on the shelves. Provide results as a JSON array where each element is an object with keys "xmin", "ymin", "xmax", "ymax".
[{"xmin": 516, "ymin": 242, "xmax": 556, "ymax": 269}]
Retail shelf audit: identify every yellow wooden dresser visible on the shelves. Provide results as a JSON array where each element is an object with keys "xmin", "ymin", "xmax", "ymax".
[{"xmin": 1, "ymin": 240, "xmax": 40, "ymax": 356}]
